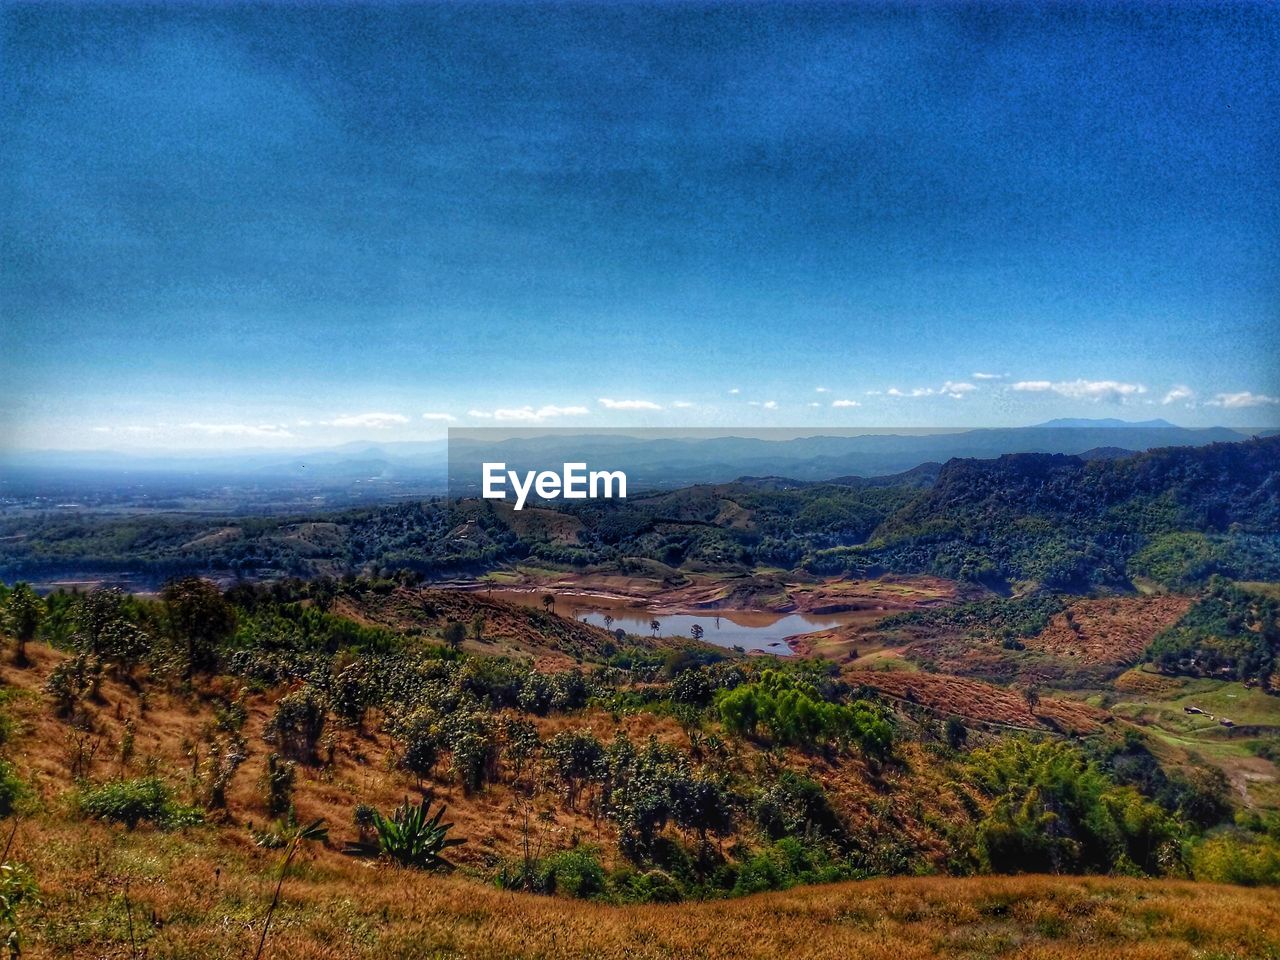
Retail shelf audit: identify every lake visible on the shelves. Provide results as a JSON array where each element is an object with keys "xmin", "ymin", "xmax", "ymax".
[{"xmin": 481, "ymin": 588, "xmax": 858, "ymax": 654}]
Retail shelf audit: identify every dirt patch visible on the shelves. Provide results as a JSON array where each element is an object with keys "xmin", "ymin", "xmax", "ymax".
[
  {"xmin": 845, "ymin": 669, "xmax": 1107, "ymax": 735},
  {"xmin": 1023, "ymin": 595, "xmax": 1193, "ymax": 666}
]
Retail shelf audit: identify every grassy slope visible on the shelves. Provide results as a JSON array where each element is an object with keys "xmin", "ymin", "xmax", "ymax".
[
  {"xmin": 23, "ymin": 835, "xmax": 1280, "ymax": 960},
  {"xmin": 5, "ymin": 639, "xmax": 1279, "ymax": 959}
]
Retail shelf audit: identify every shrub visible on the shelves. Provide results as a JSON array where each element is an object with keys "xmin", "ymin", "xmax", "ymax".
[
  {"xmin": 262, "ymin": 753, "xmax": 296, "ymax": 818},
  {"xmin": 0, "ymin": 861, "xmax": 38, "ymax": 959},
  {"xmin": 393, "ymin": 707, "xmax": 442, "ymax": 782},
  {"xmin": 965, "ymin": 738, "xmax": 1183, "ymax": 876},
  {"xmin": 77, "ymin": 777, "xmax": 202, "ymax": 830},
  {"xmin": 753, "ymin": 771, "xmax": 845, "ymax": 843},
  {"xmin": 0, "ymin": 761, "xmax": 25, "ymax": 819},
  {"xmin": 612, "ymin": 866, "xmax": 684, "ymax": 903},
  {"xmin": 1192, "ymin": 832, "xmax": 1280, "ymax": 886},
  {"xmin": 540, "ymin": 847, "xmax": 608, "ymax": 899},
  {"xmin": 264, "ymin": 686, "xmax": 327, "ymax": 760},
  {"xmin": 544, "ymin": 730, "xmax": 605, "ymax": 809}
]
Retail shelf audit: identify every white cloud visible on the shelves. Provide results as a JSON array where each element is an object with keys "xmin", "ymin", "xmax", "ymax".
[
  {"xmin": 421, "ymin": 412, "xmax": 457, "ymax": 422},
  {"xmin": 941, "ymin": 380, "xmax": 977, "ymax": 399},
  {"xmin": 1206, "ymin": 391, "xmax": 1280, "ymax": 409},
  {"xmin": 325, "ymin": 412, "xmax": 410, "ymax": 429},
  {"xmin": 972, "ymin": 372, "xmax": 1003, "ymax": 380},
  {"xmin": 864, "ymin": 390, "xmax": 882, "ymax": 396},
  {"xmin": 748, "ymin": 400, "xmax": 779, "ymax": 410},
  {"xmin": 879, "ymin": 380, "xmax": 980, "ymax": 400},
  {"xmin": 90, "ymin": 426, "xmax": 112, "ymax": 433},
  {"xmin": 1161, "ymin": 385, "xmax": 1195, "ymax": 406},
  {"xmin": 831, "ymin": 399, "xmax": 861, "ymax": 408},
  {"xmin": 887, "ymin": 387, "xmax": 935, "ymax": 398},
  {"xmin": 671, "ymin": 401, "xmax": 694, "ymax": 409},
  {"xmin": 815, "ymin": 386, "xmax": 830, "ymax": 393},
  {"xmin": 182, "ymin": 422, "xmax": 295, "ymax": 438},
  {"xmin": 470, "ymin": 404, "xmax": 590, "ymax": 422},
  {"xmin": 598, "ymin": 398, "xmax": 662, "ymax": 411},
  {"xmin": 728, "ymin": 388, "xmax": 741, "ymax": 395},
  {"xmin": 1012, "ymin": 379, "xmax": 1146, "ymax": 403},
  {"xmin": 807, "ymin": 402, "xmax": 821, "ymax": 408}
]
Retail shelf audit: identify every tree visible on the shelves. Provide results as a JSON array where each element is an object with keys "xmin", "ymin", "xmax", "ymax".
[
  {"xmin": 545, "ymin": 730, "xmax": 604, "ymax": 810},
  {"xmin": 470, "ymin": 613, "xmax": 486, "ymax": 643},
  {"xmin": 689, "ymin": 624, "xmax": 704, "ymax": 643},
  {"xmin": 443, "ymin": 621, "xmax": 466, "ymax": 650},
  {"xmin": 162, "ymin": 578, "xmax": 235, "ymax": 679},
  {"xmin": 4, "ymin": 583, "xmax": 42, "ymax": 666},
  {"xmin": 1021, "ymin": 685, "xmax": 1041, "ymax": 717},
  {"xmin": 72, "ymin": 588, "xmax": 149, "ymax": 674},
  {"xmin": 650, "ymin": 619, "xmax": 661, "ymax": 637},
  {"xmin": 541, "ymin": 594, "xmax": 556, "ymax": 613},
  {"xmin": 264, "ymin": 687, "xmax": 326, "ymax": 761},
  {"xmin": 602, "ymin": 614, "xmax": 614, "ymax": 632},
  {"xmin": 394, "ymin": 708, "xmax": 442, "ymax": 783}
]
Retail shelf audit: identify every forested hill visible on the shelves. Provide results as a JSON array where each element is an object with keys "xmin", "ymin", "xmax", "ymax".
[
  {"xmin": 1, "ymin": 436, "xmax": 1277, "ymax": 590},
  {"xmin": 812, "ymin": 435, "xmax": 1280, "ymax": 589}
]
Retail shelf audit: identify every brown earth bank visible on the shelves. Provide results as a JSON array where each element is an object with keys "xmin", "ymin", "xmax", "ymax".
[
  {"xmin": 462, "ymin": 570, "xmax": 977, "ymax": 616},
  {"xmin": 330, "ymin": 586, "xmax": 721, "ymax": 670},
  {"xmin": 1023, "ymin": 596, "xmax": 1195, "ymax": 666},
  {"xmin": 844, "ymin": 670, "xmax": 1109, "ymax": 736}
]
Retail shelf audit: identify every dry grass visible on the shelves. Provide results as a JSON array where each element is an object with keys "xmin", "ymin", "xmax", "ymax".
[
  {"xmin": 3, "ymin": 644, "xmax": 1279, "ymax": 959},
  {"xmin": 14, "ymin": 821, "xmax": 1280, "ymax": 960},
  {"xmin": 845, "ymin": 670, "xmax": 1107, "ymax": 734},
  {"xmin": 1025, "ymin": 596, "xmax": 1193, "ymax": 667},
  {"xmin": 331, "ymin": 587, "xmax": 650, "ymax": 669}
]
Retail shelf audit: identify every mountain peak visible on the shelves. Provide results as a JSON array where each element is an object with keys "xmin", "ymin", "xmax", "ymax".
[{"xmin": 1034, "ymin": 417, "xmax": 1178, "ymax": 429}]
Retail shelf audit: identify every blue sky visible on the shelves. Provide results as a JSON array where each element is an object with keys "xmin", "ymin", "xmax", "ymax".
[{"xmin": 2, "ymin": 2, "xmax": 1278, "ymax": 449}]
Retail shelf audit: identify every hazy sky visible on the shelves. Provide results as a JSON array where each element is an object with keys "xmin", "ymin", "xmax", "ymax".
[{"xmin": 3, "ymin": 2, "xmax": 1278, "ymax": 449}]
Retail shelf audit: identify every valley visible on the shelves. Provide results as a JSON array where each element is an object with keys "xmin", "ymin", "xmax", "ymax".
[{"xmin": 0, "ymin": 435, "xmax": 1277, "ymax": 957}]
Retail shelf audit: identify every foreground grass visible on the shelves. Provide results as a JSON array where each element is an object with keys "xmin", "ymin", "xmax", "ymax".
[
  {"xmin": 17, "ymin": 839, "xmax": 1280, "ymax": 960},
  {"xmin": 17, "ymin": 817, "xmax": 1280, "ymax": 960}
]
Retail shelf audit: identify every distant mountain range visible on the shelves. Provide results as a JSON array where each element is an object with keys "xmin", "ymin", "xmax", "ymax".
[
  {"xmin": 446, "ymin": 422, "xmax": 1266, "ymax": 492},
  {"xmin": 3, "ymin": 421, "xmax": 1274, "ymax": 500}
]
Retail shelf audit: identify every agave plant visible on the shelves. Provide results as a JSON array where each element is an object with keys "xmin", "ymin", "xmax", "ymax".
[{"xmin": 346, "ymin": 799, "xmax": 462, "ymax": 870}]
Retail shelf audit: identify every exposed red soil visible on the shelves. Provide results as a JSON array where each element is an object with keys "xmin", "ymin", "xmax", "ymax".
[{"xmin": 1024, "ymin": 595, "xmax": 1194, "ymax": 666}]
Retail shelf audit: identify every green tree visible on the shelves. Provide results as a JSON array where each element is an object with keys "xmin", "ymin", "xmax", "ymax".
[
  {"xmin": 545, "ymin": 730, "xmax": 605, "ymax": 810},
  {"xmin": 3, "ymin": 584, "xmax": 41, "ymax": 666},
  {"xmin": 442, "ymin": 620, "xmax": 466, "ymax": 650},
  {"xmin": 162, "ymin": 578, "xmax": 236, "ymax": 679}
]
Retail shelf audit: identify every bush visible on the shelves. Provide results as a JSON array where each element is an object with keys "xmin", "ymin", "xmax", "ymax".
[
  {"xmin": 264, "ymin": 686, "xmax": 327, "ymax": 760},
  {"xmin": 613, "ymin": 867, "xmax": 683, "ymax": 903},
  {"xmin": 262, "ymin": 753, "xmax": 296, "ymax": 818},
  {"xmin": 77, "ymin": 777, "xmax": 202, "ymax": 830},
  {"xmin": 965, "ymin": 739, "xmax": 1183, "ymax": 876},
  {"xmin": 0, "ymin": 760, "xmax": 26, "ymax": 819},
  {"xmin": 540, "ymin": 847, "xmax": 608, "ymax": 899},
  {"xmin": 393, "ymin": 707, "xmax": 442, "ymax": 782},
  {"xmin": 1192, "ymin": 832, "xmax": 1280, "ymax": 886}
]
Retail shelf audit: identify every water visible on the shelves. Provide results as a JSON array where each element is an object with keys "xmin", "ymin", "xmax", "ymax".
[{"xmin": 482, "ymin": 589, "xmax": 857, "ymax": 653}]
